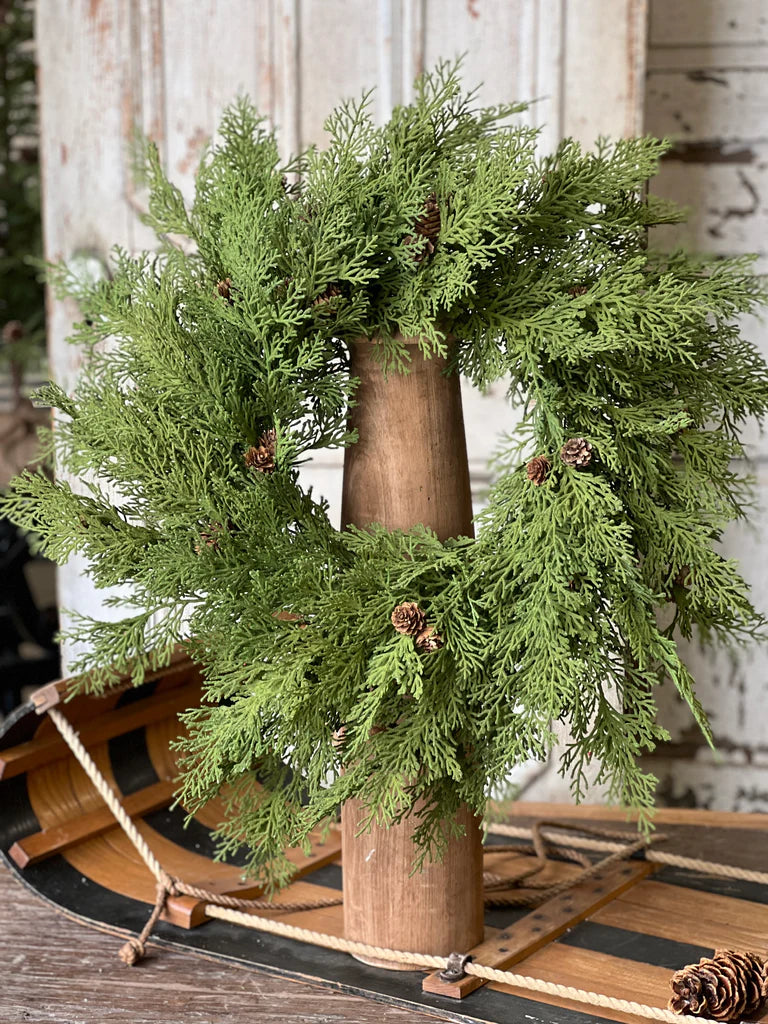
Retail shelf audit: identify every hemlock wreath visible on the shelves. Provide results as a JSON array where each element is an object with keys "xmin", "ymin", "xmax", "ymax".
[{"xmin": 5, "ymin": 61, "xmax": 768, "ymax": 889}]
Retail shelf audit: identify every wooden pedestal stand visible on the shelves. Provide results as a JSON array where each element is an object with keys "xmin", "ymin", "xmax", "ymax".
[{"xmin": 339, "ymin": 335, "xmax": 484, "ymax": 967}]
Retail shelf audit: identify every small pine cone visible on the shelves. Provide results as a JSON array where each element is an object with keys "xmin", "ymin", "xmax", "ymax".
[
  {"xmin": 312, "ymin": 283, "xmax": 342, "ymax": 312},
  {"xmin": 406, "ymin": 193, "xmax": 441, "ymax": 262},
  {"xmin": 669, "ymin": 949, "xmax": 768, "ymax": 1021},
  {"xmin": 560, "ymin": 437, "xmax": 593, "ymax": 468},
  {"xmin": 415, "ymin": 626, "xmax": 444, "ymax": 654},
  {"xmin": 568, "ymin": 285, "xmax": 588, "ymax": 297},
  {"xmin": 2, "ymin": 320, "xmax": 24, "ymax": 344},
  {"xmin": 195, "ymin": 521, "xmax": 223, "ymax": 554},
  {"xmin": 391, "ymin": 601, "xmax": 427, "ymax": 637},
  {"xmin": 244, "ymin": 428, "xmax": 277, "ymax": 473},
  {"xmin": 526, "ymin": 455, "xmax": 550, "ymax": 486},
  {"xmin": 674, "ymin": 565, "xmax": 692, "ymax": 588},
  {"xmin": 415, "ymin": 193, "xmax": 440, "ymax": 242},
  {"xmin": 332, "ymin": 725, "xmax": 347, "ymax": 750},
  {"xmin": 215, "ymin": 278, "xmax": 234, "ymax": 304}
]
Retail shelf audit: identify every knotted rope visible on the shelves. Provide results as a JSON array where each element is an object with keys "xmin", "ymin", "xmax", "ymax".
[
  {"xmin": 46, "ymin": 707, "xmax": 765, "ymax": 1023},
  {"xmin": 488, "ymin": 820, "xmax": 768, "ymax": 886}
]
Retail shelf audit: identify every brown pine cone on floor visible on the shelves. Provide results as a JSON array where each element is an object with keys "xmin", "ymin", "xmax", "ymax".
[
  {"xmin": 391, "ymin": 601, "xmax": 427, "ymax": 636},
  {"xmin": 526, "ymin": 455, "xmax": 550, "ymax": 485},
  {"xmin": 668, "ymin": 949, "xmax": 768, "ymax": 1021},
  {"xmin": 560, "ymin": 437, "xmax": 593, "ymax": 468}
]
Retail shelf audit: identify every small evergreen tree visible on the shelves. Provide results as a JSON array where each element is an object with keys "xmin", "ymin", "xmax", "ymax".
[{"xmin": 4, "ymin": 61, "xmax": 768, "ymax": 889}]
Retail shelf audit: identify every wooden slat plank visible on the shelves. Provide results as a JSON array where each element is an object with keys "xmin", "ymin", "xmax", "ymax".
[
  {"xmin": 489, "ymin": 944, "xmax": 674, "ymax": 1024},
  {"xmin": 7, "ymin": 778, "xmax": 177, "ymax": 868},
  {"xmin": 165, "ymin": 828, "xmax": 343, "ymax": 928},
  {"xmin": 0, "ymin": 681, "xmax": 201, "ymax": 780},
  {"xmin": 491, "ymin": 802, "xmax": 768, "ymax": 830},
  {"xmin": 422, "ymin": 861, "xmax": 654, "ymax": 998},
  {"xmin": 592, "ymin": 881, "xmax": 768, "ymax": 955},
  {"xmin": 30, "ymin": 647, "xmax": 195, "ymax": 713}
]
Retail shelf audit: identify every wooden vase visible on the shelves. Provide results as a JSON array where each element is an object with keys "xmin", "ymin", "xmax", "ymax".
[{"xmin": 340, "ymin": 334, "xmax": 484, "ymax": 966}]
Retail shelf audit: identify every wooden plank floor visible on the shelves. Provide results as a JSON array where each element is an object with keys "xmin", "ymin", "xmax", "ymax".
[{"xmin": 0, "ymin": 866, "xmax": 443, "ymax": 1024}]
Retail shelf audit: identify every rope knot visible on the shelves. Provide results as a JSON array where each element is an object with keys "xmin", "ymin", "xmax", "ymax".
[
  {"xmin": 159, "ymin": 876, "xmax": 181, "ymax": 899},
  {"xmin": 118, "ymin": 937, "xmax": 145, "ymax": 966}
]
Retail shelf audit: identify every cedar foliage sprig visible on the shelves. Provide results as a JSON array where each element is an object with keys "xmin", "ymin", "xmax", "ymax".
[{"xmin": 4, "ymin": 60, "xmax": 768, "ymax": 888}]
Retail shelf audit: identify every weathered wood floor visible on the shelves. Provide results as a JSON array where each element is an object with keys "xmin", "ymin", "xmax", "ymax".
[{"xmin": 0, "ymin": 866, "xmax": 442, "ymax": 1024}]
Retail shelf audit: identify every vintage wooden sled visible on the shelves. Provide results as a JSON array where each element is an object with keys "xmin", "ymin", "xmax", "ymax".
[{"xmin": 2, "ymin": 651, "xmax": 768, "ymax": 1024}]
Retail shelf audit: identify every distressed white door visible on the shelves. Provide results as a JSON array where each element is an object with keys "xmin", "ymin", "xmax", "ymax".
[
  {"xmin": 37, "ymin": 0, "xmax": 647, "ymax": 801},
  {"xmin": 637, "ymin": 0, "xmax": 768, "ymax": 812}
]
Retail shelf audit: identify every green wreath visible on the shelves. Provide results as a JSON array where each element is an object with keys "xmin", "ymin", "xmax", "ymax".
[{"xmin": 6, "ymin": 61, "xmax": 768, "ymax": 888}]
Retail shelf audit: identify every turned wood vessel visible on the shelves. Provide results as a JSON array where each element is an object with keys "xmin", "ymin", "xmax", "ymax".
[{"xmin": 340, "ymin": 333, "xmax": 484, "ymax": 965}]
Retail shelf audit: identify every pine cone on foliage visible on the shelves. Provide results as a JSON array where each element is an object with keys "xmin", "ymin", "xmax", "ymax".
[
  {"xmin": 331, "ymin": 725, "xmax": 347, "ymax": 749},
  {"xmin": 560, "ymin": 437, "xmax": 593, "ymax": 468},
  {"xmin": 194, "ymin": 519, "xmax": 236, "ymax": 554},
  {"xmin": 244, "ymin": 428, "xmax": 277, "ymax": 473},
  {"xmin": 568, "ymin": 285, "xmax": 588, "ymax": 297},
  {"xmin": 312, "ymin": 283, "xmax": 342, "ymax": 313},
  {"xmin": 215, "ymin": 278, "xmax": 234, "ymax": 304},
  {"xmin": 406, "ymin": 193, "xmax": 441, "ymax": 262},
  {"xmin": 415, "ymin": 626, "xmax": 444, "ymax": 653},
  {"xmin": 526, "ymin": 455, "xmax": 550, "ymax": 486},
  {"xmin": 195, "ymin": 521, "xmax": 224, "ymax": 554},
  {"xmin": 674, "ymin": 565, "xmax": 692, "ymax": 588},
  {"xmin": 391, "ymin": 601, "xmax": 427, "ymax": 636},
  {"xmin": 669, "ymin": 949, "xmax": 768, "ymax": 1021}
]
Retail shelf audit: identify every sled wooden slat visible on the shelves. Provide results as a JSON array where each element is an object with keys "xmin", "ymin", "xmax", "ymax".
[
  {"xmin": 30, "ymin": 647, "xmax": 195, "ymax": 714},
  {"xmin": 592, "ymin": 880, "xmax": 768, "ymax": 956},
  {"xmin": 493, "ymin": 799, "xmax": 768, "ymax": 831},
  {"xmin": 165, "ymin": 879, "xmax": 345, "ymax": 929},
  {"xmin": 487, "ymin": 944, "xmax": 674, "ymax": 1024},
  {"xmin": 165, "ymin": 832, "xmax": 344, "ymax": 928},
  {"xmin": 0, "ymin": 681, "xmax": 202, "ymax": 780},
  {"xmin": 422, "ymin": 860, "xmax": 654, "ymax": 998},
  {"xmin": 7, "ymin": 778, "xmax": 177, "ymax": 868}
]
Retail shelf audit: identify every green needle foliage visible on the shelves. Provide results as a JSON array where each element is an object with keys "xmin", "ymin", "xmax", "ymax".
[{"xmin": 4, "ymin": 60, "xmax": 768, "ymax": 889}]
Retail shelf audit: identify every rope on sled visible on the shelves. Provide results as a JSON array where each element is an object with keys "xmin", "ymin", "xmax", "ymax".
[
  {"xmin": 488, "ymin": 821, "xmax": 768, "ymax": 886},
  {"xmin": 201, "ymin": 904, "xmax": 697, "ymax": 1024},
  {"xmin": 46, "ymin": 706, "xmax": 762, "ymax": 1023}
]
